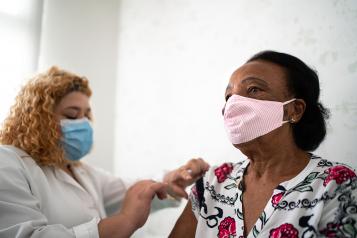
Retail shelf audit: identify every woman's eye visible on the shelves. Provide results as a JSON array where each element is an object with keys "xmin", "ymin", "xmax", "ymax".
[
  {"xmin": 247, "ymin": 86, "xmax": 261, "ymax": 94},
  {"xmin": 65, "ymin": 115, "xmax": 77, "ymax": 120}
]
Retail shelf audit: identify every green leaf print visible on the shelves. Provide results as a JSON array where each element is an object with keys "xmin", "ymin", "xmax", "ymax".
[
  {"xmin": 317, "ymin": 173, "xmax": 328, "ymax": 180},
  {"xmin": 259, "ymin": 212, "xmax": 267, "ymax": 228},
  {"xmin": 343, "ymin": 223, "xmax": 357, "ymax": 237},
  {"xmin": 252, "ymin": 226, "xmax": 259, "ymax": 237},
  {"xmin": 224, "ymin": 183, "xmax": 238, "ymax": 190},
  {"xmin": 293, "ymin": 186, "xmax": 313, "ymax": 192},
  {"xmin": 236, "ymin": 208, "xmax": 244, "ymax": 220},
  {"xmin": 289, "ymin": 172, "xmax": 319, "ymax": 194},
  {"xmin": 305, "ymin": 172, "xmax": 319, "ymax": 182}
]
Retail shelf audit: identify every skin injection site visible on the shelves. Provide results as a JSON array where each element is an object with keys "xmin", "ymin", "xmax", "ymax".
[{"xmin": 0, "ymin": 0, "xmax": 357, "ymax": 237}]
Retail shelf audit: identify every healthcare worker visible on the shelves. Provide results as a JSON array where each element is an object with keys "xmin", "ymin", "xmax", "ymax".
[{"xmin": 0, "ymin": 66, "xmax": 209, "ymax": 238}]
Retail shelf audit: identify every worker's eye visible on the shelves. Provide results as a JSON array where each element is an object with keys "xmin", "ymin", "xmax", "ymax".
[{"xmin": 65, "ymin": 116, "xmax": 77, "ymax": 120}]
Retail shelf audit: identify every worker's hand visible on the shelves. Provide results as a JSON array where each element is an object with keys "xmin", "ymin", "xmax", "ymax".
[
  {"xmin": 163, "ymin": 158, "xmax": 210, "ymax": 199},
  {"xmin": 120, "ymin": 180, "xmax": 168, "ymax": 229}
]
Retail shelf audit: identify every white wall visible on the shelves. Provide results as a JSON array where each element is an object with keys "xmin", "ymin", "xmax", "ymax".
[
  {"xmin": 115, "ymin": 0, "xmax": 357, "ymax": 237},
  {"xmin": 0, "ymin": 0, "xmax": 43, "ymax": 122},
  {"xmin": 38, "ymin": 0, "xmax": 119, "ymax": 173}
]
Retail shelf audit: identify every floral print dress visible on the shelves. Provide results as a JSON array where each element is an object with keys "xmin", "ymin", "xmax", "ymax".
[{"xmin": 190, "ymin": 155, "xmax": 357, "ymax": 238}]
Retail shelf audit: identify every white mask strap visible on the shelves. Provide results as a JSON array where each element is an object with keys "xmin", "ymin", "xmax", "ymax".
[
  {"xmin": 283, "ymin": 98, "xmax": 296, "ymax": 105},
  {"xmin": 282, "ymin": 98, "xmax": 296, "ymax": 123}
]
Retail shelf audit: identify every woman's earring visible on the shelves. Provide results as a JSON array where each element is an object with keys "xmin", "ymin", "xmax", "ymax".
[{"xmin": 290, "ymin": 118, "xmax": 296, "ymax": 123}]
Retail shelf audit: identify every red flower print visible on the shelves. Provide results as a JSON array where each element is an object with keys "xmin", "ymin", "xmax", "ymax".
[
  {"xmin": 269, "ymin": 223, "xmax": 299, "ymax": 238},
  {"xmin": 323, "ymin": 165, "xmax": 356, "ymax": 186},
  {"xmin": 218, "ymin": 217, "xmax": 236, "ymax": 238},
  {"xmin": 319, "ymin": 222, "xmax": 342, "ymax": 238},
  {"xmin": 215, "ymin": 163, "xmax": 234, "ymax": 183},
  {"xmin": 271, "ymin": 192, "xmax": 284, "ymax": 207}
]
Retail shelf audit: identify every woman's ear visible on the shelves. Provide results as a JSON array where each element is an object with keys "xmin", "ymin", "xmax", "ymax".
[{"xmin": 290, "ymin": 99, "xmax": 306, "ymax": 123}]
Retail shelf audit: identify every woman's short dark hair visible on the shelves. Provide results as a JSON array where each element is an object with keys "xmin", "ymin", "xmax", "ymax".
[{"xmin": 247, "ymin": 50, "xmax": 329, "ymax": 151}]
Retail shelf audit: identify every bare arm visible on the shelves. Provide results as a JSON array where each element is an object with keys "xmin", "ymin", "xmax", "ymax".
[
  {"xmin": 169, "ymin": 201, "xmax": 197, "ymax": 238},
  {"xmin": 98, "ymin": 180, "xmax": 168, "ymax": 238}
]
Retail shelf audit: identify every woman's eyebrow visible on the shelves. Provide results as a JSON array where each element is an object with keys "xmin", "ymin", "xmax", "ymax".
[
  {"xmin": 241, "ymin": 77, "xmax": 269, "ymax": 87},
  {"xmin": 225, "ymin": 76, "xmax": 269, "ymax": 95},
  {"xmin": 64, "ymin": 106, "xmax": 81, "ymax": 111}
]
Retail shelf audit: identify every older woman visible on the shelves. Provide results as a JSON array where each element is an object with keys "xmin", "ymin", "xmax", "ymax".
[
  {"xmin": 170, "ymin": 51, "xmax": 357, "ymax": 237},
  {"xmin": 0, "ymin": 67, "xmax": 209, "ymax": 238}
]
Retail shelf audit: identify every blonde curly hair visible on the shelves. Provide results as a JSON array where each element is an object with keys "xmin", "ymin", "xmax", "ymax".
[{"xmin": 0, "ymin": 66, "xmax": 92, "ymax": 167}]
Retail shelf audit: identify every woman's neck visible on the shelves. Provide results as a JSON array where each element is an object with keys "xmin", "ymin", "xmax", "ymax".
[
  {"xmin": 239, "ymin": 138, "xmax": 310, "ymax": 182},
  {"xmin": 60, "ymin": 163, "xmax": 78, "ymax": 180}
]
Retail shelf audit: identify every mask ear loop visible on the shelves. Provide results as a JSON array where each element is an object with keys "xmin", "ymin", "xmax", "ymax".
[
  {"xmin": 283, "ymin": 98, "xmax": 296, "ymax": 105},
  {"xmin": 282, "ymin": 98, "xmax": 296, "ymax": 124}
]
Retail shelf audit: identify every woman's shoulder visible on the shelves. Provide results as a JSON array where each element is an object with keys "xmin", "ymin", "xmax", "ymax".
[
  {"xmin": 0, "ymin": 145, "xmax": 38, "ymax": 170},
  {"xmin": 283, "ymin": 154, "xmax": 357, "ymax": 196},
  {"xmin": 203, "ymin": 159, "xmax": 248, "ymax": 184},
  {"xmin": 0, "ymin": 145, "xmax": 27, "ymax": 163},
  {"xmin": 310, "ymin": 154, "xmax": 356, "ymax": 174}
]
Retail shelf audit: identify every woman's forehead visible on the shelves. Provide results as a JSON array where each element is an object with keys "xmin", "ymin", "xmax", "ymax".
[
  {"xmin": 229, "ymin": 60, "xmax": 288, "ymax": 88},
  {"xmin": 57, "ymin": 91, "xmax": 90, "ymax": 108}
]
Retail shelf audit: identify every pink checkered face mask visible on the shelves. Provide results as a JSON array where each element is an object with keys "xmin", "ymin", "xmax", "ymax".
[{"xmin": 223, "ymin": 94, "xmax": 296, "ymax": 145}]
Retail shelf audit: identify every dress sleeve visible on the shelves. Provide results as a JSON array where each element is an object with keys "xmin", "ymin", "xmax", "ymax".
[
  {"xmin": 0, "ymin": 152, "xmax": 100, "ymax": 238},
  {"xmin": 318, "ymin": 166, "xmax": 357, "ymax": 237},
  {"xmin": 189, "ymin": 180, "xmax": 202, "ymax": 220}
]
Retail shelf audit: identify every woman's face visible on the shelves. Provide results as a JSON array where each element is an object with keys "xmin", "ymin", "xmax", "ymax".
[
  {"xmin": 54, "ymin": 91, "xmax": 91, "ymax": 121},
  {"xmin": 225, "ymin": 60, "xmax": 292, "ymax": 103},
  {"xmin": 224, "ymin": 60, "xmax": 302, "ymax": 150}
]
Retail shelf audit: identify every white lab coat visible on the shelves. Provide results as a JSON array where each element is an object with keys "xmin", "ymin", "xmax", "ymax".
[{"xmin": 0, "ymin": 145, "xmax": 178, "ymax": 238}]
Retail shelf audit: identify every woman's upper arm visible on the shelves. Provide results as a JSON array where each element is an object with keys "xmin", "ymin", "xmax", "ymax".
[
  {"xmin": 318, "ymin": 166, "xmax": 357, "ymax": 237},
  {"xmin": 169, "ymin": 201, "xmax": 197, "ymax": 238}
]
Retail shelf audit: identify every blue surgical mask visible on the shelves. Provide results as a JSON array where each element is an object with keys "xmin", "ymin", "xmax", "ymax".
[{"xmin": 60, "ymin": 118, "xmax": 93, "ymax": 161}]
